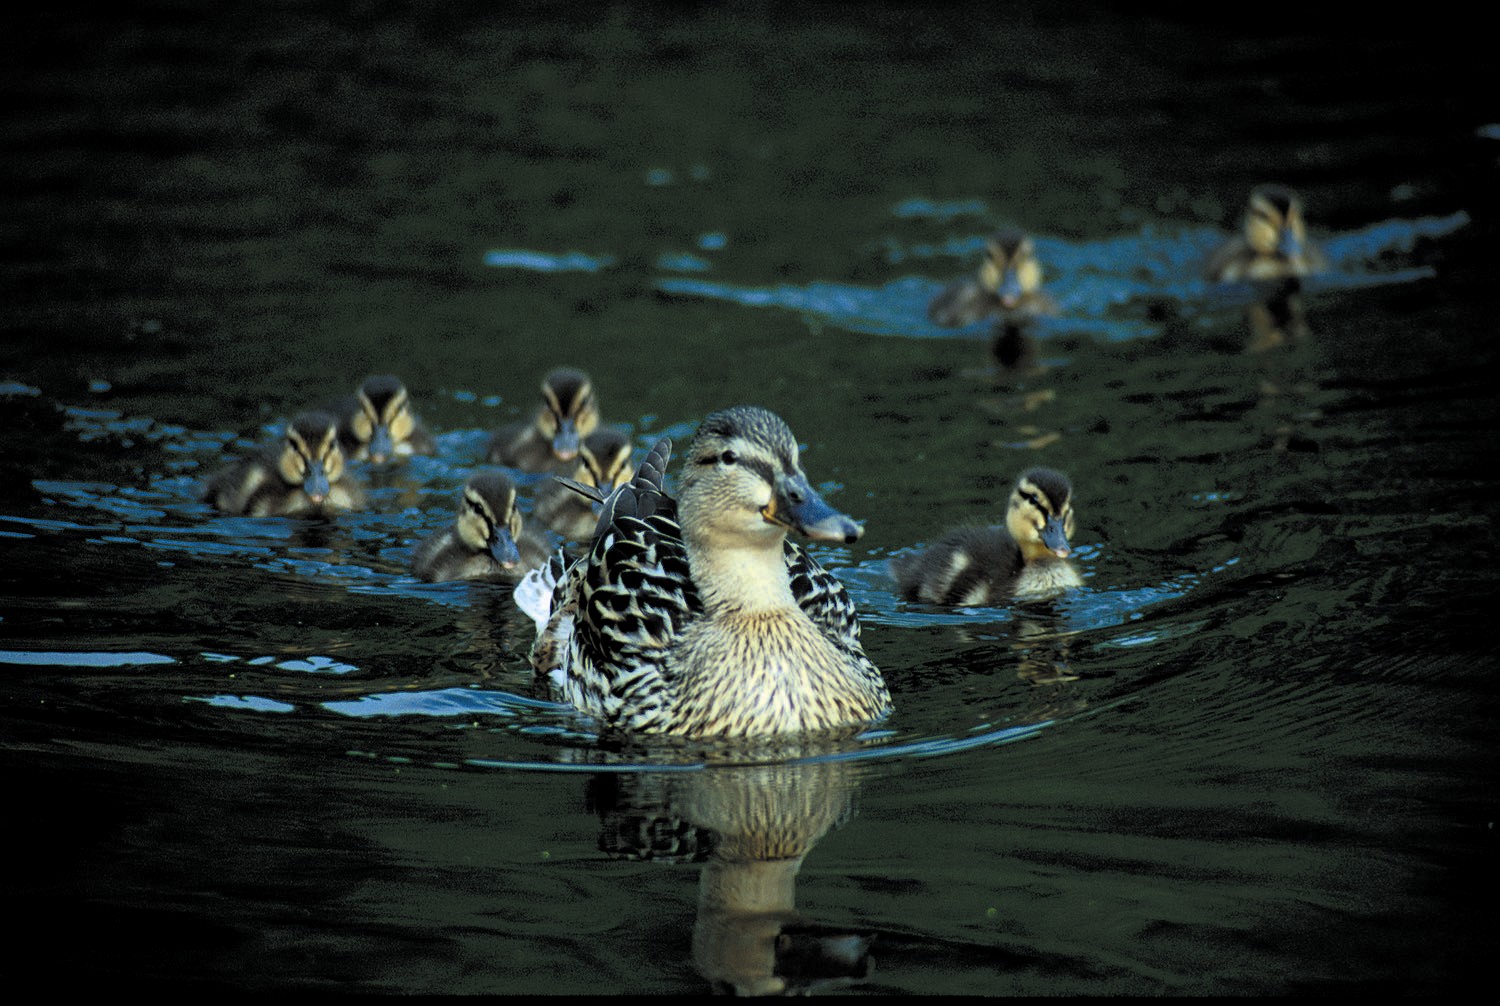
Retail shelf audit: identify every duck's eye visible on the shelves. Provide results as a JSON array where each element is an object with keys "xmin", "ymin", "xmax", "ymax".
[{"xmin": 720, "ymin": 450, "xmax": 738, "ymax": 466}]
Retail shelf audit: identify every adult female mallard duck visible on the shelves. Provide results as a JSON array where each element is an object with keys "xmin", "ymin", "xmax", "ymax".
[
  {"xmin": 330, "ymin": 374, "xmax": 436, "ymax": 464},
  {"xmin": 411, "ymin": 471, "xmax": 546, "ymax": 582},
  {"xmin": 1205, "ymin": 184, "xmax": 1326, "ymax": 282},
  {"xmin": 927, "ymin": 229, "xmax": 1057, "ymax": 329},
  {"xmin": 203, "ymin": 411, "xmax": 365, "ymax": 517},
  {"xmin": 486, "ymin": 367, "xmax": 600, "ymax": 471},
  {"xmin": 532, "ymin": 427, "xmax": 636, "ymax": 540},
  {"xmin": 891, "ymin": 468, "xmax": 1082, "ymax": 605},
  {"xmin": 514, "ymin": 406, "xmax": 891, "ymax": 739}
]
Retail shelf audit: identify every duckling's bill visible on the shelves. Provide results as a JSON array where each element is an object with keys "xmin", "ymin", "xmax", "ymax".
[
  {"xmin": 489, "ymin": 526, "xmax": 522, "ymax": 569},
  {"xmin": 1040, "ymin": 516, "xmax": 1071, "ymax": 558},
  {"xmin": 302, "ymin": 464, "xmax": 331, "ymax": 504}
]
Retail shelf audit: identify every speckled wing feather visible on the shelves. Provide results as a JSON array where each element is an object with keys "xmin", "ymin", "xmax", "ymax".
[
  {"xmin": 784, "ymin": 541, "xmax": 863, "ymax": 647},
  {"xmin": 544, "ymin": 438, "xmax": 702, "ymax": 731}
]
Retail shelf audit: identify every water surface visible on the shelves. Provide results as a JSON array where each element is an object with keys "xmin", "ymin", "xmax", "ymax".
[{"xmin": 2, "ymin": 3, "xmax": 1494, "ymax": 994}]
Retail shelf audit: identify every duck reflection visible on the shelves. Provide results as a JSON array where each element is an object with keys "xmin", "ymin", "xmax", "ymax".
[
  {"xmin": 1244, "ymin": 278, "xmax": 1312, "ymax": 353},
  {"xmin": 1206, "ymin": 186, "xmax": 1326, "ymax": 450},
  {"xmin": 1207, "ymin": 184, "xmax": 1324, "ymax": 355},
  {"xmin": 586, "ymin": 745, "xmax": 878, "ymax": 995}
]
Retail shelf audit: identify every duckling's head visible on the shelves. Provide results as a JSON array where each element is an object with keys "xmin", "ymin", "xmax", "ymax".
[
  {"xmin": 351, "ymin": 374, "xmax": 416, "ymax": 463},
  {"xmin": 454, "ymin": 471, "xmax": 524, "ymax": 569},
  {"xmin": 679, "ymin": 406, "xmax": 862, "ymax": 548},
  {"xmin": 1005, "ymin": 468, "xmax": 1076, "ymax": 562},
  {"xmin": 1242, "ymin": 185, "xmax": 1311, "ymax": 267},
  {"xmin": 575, "ymin": 427, "xmax": 635, "ymax": 498},
  {"xmin": 277, "ymin": 411, "xmax": 346, "ymax": 503},
  {"xmin": 537, "ymin": 367, "xmax": 600, "ymax": 463},
  {"xmin": 978, "ymin": 229, "xmax": 1043, "ymax": 310}
]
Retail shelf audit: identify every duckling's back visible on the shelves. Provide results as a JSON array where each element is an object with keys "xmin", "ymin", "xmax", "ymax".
[{"xmin": 891, "ymin": 526, "xmax": 1024, "ymax": 606}]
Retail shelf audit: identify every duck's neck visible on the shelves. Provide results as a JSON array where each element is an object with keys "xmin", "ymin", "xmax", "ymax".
[{"xmin": 686, "ymin": 534, "xmax": 799, "ymax": 618}]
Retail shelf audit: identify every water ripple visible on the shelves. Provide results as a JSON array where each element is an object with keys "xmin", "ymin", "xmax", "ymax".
[{"xmin": 654, "ymin": 212, "xmax": 1469, "ymax": 344}]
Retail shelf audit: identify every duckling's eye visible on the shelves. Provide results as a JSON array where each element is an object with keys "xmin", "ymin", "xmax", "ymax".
[{"xmin": 719, "ymin": 450, "xmax": 738, "ymax": 466}]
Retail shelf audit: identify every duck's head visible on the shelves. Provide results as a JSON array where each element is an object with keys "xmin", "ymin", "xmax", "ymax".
[
  {"xmin": 350, "ymin": 374, "xmax": 417, "ymax": 463},
  {"xmin": 1242, "ymin": 185, "xmax": 1313, "ymax": 272},
  {"xmin": 679, "ymin": 406, "xmax": 863, "ymax": 548},
  {"xmin": 277, "ymin": 411, "xmax": 346, "ymax": 504},
  {"xmin": 1005, "ymin": 468, "xmax": 1077, "ymax": 562},
  {"xmin": 454, "ymin": 471, "xmax": 524, "ymax": 569},
  {"xmin": 537, "ymin": 367, "xmax": 600, "ymax": 463},
  {"xmin": 575, "ymin": 427, "xmax": 636, "ymax": 499},
  {"xmin": 978, "ymin": 229, "xmax": 1043, "ymax": 310}
]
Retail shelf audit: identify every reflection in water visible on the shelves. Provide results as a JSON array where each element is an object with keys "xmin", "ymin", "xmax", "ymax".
[
  {"xmin": 587, "ymin": 748, "xmax": 876, "ymax": 995},
  {"xmin": 1209, "ymin": 277, "xmax": 1325, "ymax": 455},
  {"xmin": 1245, "ymin": 279, "xmax": 1312, "ymax": 354},
  {"xmin": 1011, "ymin": 604, "xmax": 1083, "ymax": 692}
]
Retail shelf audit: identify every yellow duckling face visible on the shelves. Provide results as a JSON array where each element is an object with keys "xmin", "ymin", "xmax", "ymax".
[
  {"xmin": 681, "ymin": 406, "xmax": 862, "ymax": 547},
  {"xmin": 350, "ymin": 375, "xmax": 416, "ymax": 463},
  {"xmin": 977, "ymin": 230, "xmax": 1043, "ymax": 310},
  {"xmin": 278, "ymin": 411, "xmax": 346, "ymax": 503},
  {"xmin": 1242, "ymin": 185, "xmax": 1310, "ymax": 265},
  {"xmin": 575, "ymin": 428, "xmax": 635, "ymax": 497},
  {"xmin": 455, "ymin": 472, "xmax": 524, "ymax": 569},
  {"xmin": 536, "ymin": 368, "xmax": 600, "ymax": 463},
  {"xmin": 1006, "ymin": 468, "xmax": 1076, "ymax": 562}
]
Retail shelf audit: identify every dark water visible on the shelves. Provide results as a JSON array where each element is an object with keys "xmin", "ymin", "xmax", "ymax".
[{"xmin": 3, "ymin": 3, "xmax": 1495, "ymax": 994}]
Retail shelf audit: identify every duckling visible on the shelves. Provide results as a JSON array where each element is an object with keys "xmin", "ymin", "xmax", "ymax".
[
  {"xmin": 515, "ymin": 406, "xmax": 891, "ymax": 739},
  {"xmin": 927, "ymin": 229, "xmax": 1057, "ymax": 328},
  {"xmin": 1205, "ymin": 184, "xmax": 1326, "ymax": 282},
  {"xmin": 485, "ymin": 367, "xmax": 600, "ymax": 471},
  {"xmin": 891, "ymin": 468, "xmax": 1082, "ymax": 605},
  {"xmin": 330, "ymin": 375, "xmax": 436, "ymax": 464},
  {"xmin": 411, "ymin": 471, "xmax": 548, "ymax": 582},
  {"xmin": 203, "ymin": 411, "xmax": 365, "ymax": 517},
  {"xmin": 532, "ymin": 427, "xmax": 636, "ymax": 540}
]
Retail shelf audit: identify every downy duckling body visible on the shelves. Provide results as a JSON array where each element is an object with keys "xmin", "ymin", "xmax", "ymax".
[
  {"xmin": 486, "ymin": 367, "xmax": 600, "ymax": 471},
  {"xmin": 411, "ymin": 471, "xmax": 546, "ymax": 582},
  {"xmin": 331, "ymin": 375, "xmax": 436, "ymax": 464},
  {"xmin": 204, "ymin": 411, "xmax": 365, "ymax": 517},
  {"xmin": 1206, "ymin": 185, "xmax": 1326, "ymax": 283},
  {"xmin": 515, "ymin": 406, "xmax": 890, "ymax": 739},
  {"xmin": 891, "ymin": 468, "xmax": 1082, "ymax": 605},
  {"xmin": 533, "ymin": 427, "xmax": 636, "ymax": 540},
  {"xmin": 928, "ymin": 229, "xmax": 1057, "ymax": 329}
]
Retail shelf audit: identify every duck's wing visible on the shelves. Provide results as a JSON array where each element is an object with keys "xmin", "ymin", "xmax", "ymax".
[
  {"xmin": 785, "ymin": 540, "xmax": 864, "ymax": 647},
  {"xmin": 542, "ymin": 438, "xmax": 701, "ymax": 731}
]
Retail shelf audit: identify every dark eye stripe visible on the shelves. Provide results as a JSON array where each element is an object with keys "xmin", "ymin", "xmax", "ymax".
[
  {"xmin": 1018, "ymin": 488, "xmax": 1052, "ymax": 516},
  {"xmin": 746, "ymin": 457, "xmax": 777, "ymax": 487}
]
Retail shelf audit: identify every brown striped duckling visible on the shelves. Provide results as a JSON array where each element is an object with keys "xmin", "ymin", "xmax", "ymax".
[
  {"xmin": 891, "ymin": 468, "xmax": 1082, "ymax": 605},
  {"xmin": 331, "ymin": 375, "xmax": 436, "ymax": 464},
  {"xmin": 486, "ymin": 367, "xmax": 600, "ymax": 471},
  {"xmin": 928, "ymin": 229, "xmax": 1057, "ymax": 328},
  {"xmin": 203, "ymin": 411, "xmax": 364, "ymax": 517},
  {"xmin": 411, "ymin": 471, "xmax": 547, "ymax": 583},
  {"xmin": 532, "ymin": 427, "xmax": 636, "ymax": 540},
  {"xmin": 1205, "ymin": 184, "xmax": 1326, "ymax": 282},
  {"xmin": 515, "ymin": 406, "xmax": 890, "ymax": 739}
]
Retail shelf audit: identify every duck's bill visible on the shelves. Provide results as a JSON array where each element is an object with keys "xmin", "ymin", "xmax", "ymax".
[
  {"xmin": 1040, "ymin": 516, "xmax": 1071, "ymax": 559},
  {"xmin": 302, "ymin": 464, "xmax": 332, "ymax": 504},
  {"xmin": 998, "ymin": 274, "xmax": 1025, "ymax": 310},
  {"xmin": 489, "ymin": 528, "xmax": 522, "ymax": 569},
  {"xmin": 368, "ymin": 424, "xmax": 395, "ymax": 464},
  {"xmin": 552, "ymin": 421, "xmax": 580, "ymax": 462},
  {"xmin": 763, "ymin": 476, "xmax": 863, "ymax": 545}
]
